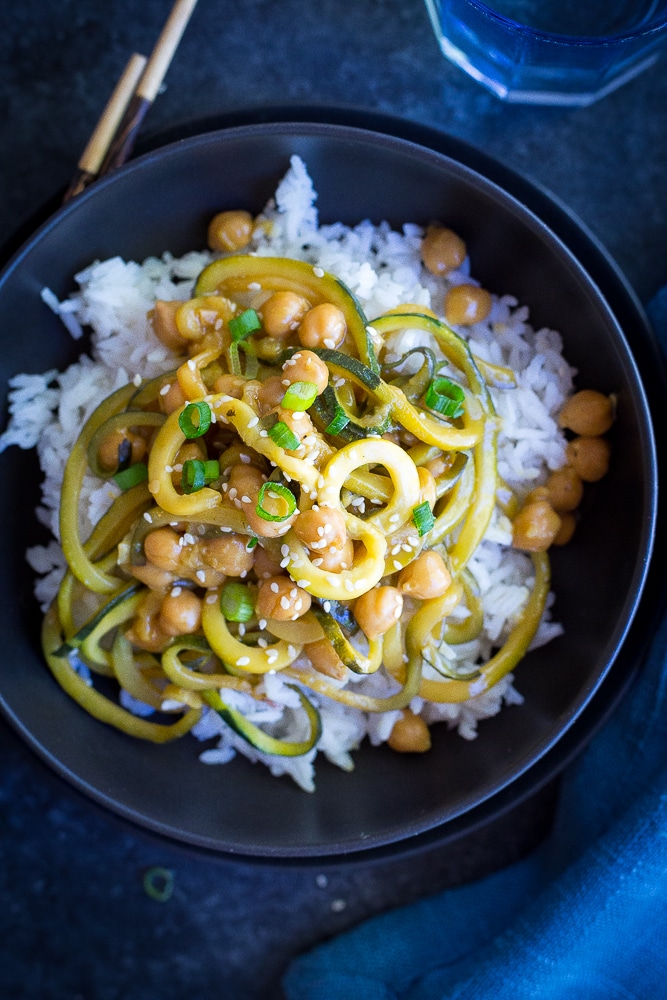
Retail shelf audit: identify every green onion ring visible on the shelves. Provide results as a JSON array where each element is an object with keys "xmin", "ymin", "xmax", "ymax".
[
  {"xmin": 256, "ymin": 481, "xmax": 297, "ymax": 522},
  {"xmin": 282, "ymin": 380, "xmax": 318, "ymax": 411},
  {"xmin": 178, "ymin": 401, "xmax": 212, "ymax": 439},
  {"xmin": 424, "ymin": 377, "xmax": 465, "ymax": 418}
]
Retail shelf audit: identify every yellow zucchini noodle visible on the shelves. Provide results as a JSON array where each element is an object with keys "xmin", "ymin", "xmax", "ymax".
[{"xmin": 43, "ymin": 248, "xmax": 564, "ymax": 764}]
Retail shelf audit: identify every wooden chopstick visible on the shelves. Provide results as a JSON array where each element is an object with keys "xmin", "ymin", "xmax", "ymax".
[
  {"xmin": 63, "ymin": 53, "xmax": 147, "ymax": 203},
  {"xmin": 96, "ymin": 0, "xmax": 200, "ymax": 178}
]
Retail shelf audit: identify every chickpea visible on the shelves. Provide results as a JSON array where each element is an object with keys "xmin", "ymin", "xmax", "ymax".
[
  {"xmin": 98, "ymin": 428, "xmax": 146, "ymax": 472},
  {"xmin": 158, "ymin": 589, "xmax": 202, "ymax": 637},
  {"xmin": 304, "ymin": 638, "xmax": 347, "ymax": 681},
  {"xmin": 512, "ymin": 499, "xmax": 561, "ymax": 552},
  {"xmin": 354, "ymin": 586, "xmax": 403, "ymax": 641},
  {"xmin": 175, "ymin": 296, "xmax": 233, "ymax": 342},
  {"xmin": 398, "ymin": 550, "xmax": 451, "ymax": 600},
  {"xmin": 281, "ymin": 350, "xmax": 329, "ymax": 394},
  {"xmin": 293, "ymin": 506, "xmax": 347, "ymax": 551},
  {"xmin": 253, "ymin": 543, "xmax": 284, "ymax": 580},
  {"xmin": 388, "ymin": 710, "xmax": 432, "ymax": 753},
  {"xmin": 159, "ymin": 380, "xmax": 187, "ymax": 415},
  {"xmin": 126, "ymin": 590, "xmax": 171, "ymax": 652},
  {"xmin": 228, "ymin": 464, "xmax": 297, "ymax": 538},
  {"xmin": 150, "ymin": 300, "xmax": 186, "ymax": 351},
  {"xmin": 524, "ymin": 485, "xmax": 551, "ymax": 505},
  {"xmin": 545, "ymin": 466, "xmax": 584, "ymax": 512},
  {"xmin": 128, "ymin": 561, "xmax": 177, "ymax": 591},
  {"xmin": 444, "ymin": 284, "xmax": 493, "ymax": 326},
  {"xmin": 275, "ymin": 407, "xmax": 315, "ymax": 448},
  {"xmin": 255, "ymin": 575, "xmax": 312, "ymax": 621},
  {"xmin": 566, "ymin": 436, "xmax": 611, "ymax": 482},
  {"xmin": 144, "ymin": 526, "xmax": 183, "ymax": 573},
  {"xmin": 421, "ymin": 225, "xmax": 467, "ymax": 277},
  {"xmin": 260, "ymin": 291, "xmax": 310, "ymax": 338},
  {"xmin": 298, "ymin": 303, "xmax": 346, "ymax": 350},
  {"xmin": 200, "ymin": 533, "xmax": 255, "ymax": 577},
  {"xmin": 313, "ymin": 538, "xmax": 355, "ymax": 572},
  {"xmin": 558, "ymin": 389, "xmax": 615, "ymax": 436},
  {"xmin": 256, "ymin": 375, "xmax": 287, "ymax": 415},
  {"xmin": 207, "ymin": 209, "xmax": 254, "ymax": 253},
  {"xmin": 552, "ymin": 511, "xmax": 577, "ymax": 546},
  {"xmin": 213, "ymin": 373, "xmax": 247, "ymax": 399}
]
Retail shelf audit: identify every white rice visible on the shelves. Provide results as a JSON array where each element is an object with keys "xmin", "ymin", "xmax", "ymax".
[{"xmin": 0, "ymin": 155, "xmax": 574, "ymax": 792}]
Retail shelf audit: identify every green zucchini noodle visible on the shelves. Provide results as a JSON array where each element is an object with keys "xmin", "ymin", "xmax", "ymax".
[{"xmin": 42, "ymin": 250, "xmax": 558, "ymax": 769}]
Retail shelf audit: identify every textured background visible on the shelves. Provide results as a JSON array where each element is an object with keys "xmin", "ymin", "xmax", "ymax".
[{"xmin": 1, "ymin": 2, "xmax": 665, "ymax": 998}]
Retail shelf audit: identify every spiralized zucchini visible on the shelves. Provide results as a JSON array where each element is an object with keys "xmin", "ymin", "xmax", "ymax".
[{"xmin": 43, "ymin": 253, "xmax": 552, "ymax": 762}]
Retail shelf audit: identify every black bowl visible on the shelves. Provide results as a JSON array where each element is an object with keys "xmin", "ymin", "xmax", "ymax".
[{"xmin": 0, "ymin": 121, "xmax": 658, "ymax": 859}]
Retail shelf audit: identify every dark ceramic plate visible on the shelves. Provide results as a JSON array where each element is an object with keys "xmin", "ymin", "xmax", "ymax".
[{"xmin": 0, "ymin": 117, "xmax": 660, "ymax": 859}]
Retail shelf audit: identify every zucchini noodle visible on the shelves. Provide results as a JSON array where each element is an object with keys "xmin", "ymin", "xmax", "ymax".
[{"xmin": 41, "ymin": 250, "xmax": 559, "ymax": 771}]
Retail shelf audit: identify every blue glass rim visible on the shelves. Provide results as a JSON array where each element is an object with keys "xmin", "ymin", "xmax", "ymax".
[{"xmin": 471, "ymin": 0, "xmax": 667, "ymax": 45}]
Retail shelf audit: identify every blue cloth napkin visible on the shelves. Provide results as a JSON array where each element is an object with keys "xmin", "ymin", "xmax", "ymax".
[{"xmin": 283, "ymin": 290, "xmax": 667, "ymax": 1000}]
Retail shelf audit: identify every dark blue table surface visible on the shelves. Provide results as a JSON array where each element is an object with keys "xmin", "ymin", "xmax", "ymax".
[{"xmin": 1, "ymin": 3, "xmax": 665, "ymax": 998}]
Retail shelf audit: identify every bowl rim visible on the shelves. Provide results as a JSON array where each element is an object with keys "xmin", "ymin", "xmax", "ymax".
[{"xmin": 0, "ymin": 113, "xmax": 661, "ymax": 860}]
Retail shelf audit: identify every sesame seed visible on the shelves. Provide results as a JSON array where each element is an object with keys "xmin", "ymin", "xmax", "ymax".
[
  {"xmin": 280, "ymin": 596, "xmax": 291, "ymax": 610},
  {"xmin": 257, "ymin": 638, "xmax": 268, "ymax": 648},
  {"xmin": 238, "ymin": 623, "xmax": 246, "ymax": 636},
  {"xmin": 196, "ymin": 570, "xmax": 206, "ymax": 583},
  {"xmin": 240, "ymin": 453, "xmax": 251, "ymax": 462},
  {"xmin": 159, "ymin": 383, "xmax": 170, "ymax": 395},
  {"xmin": 323, "ymin": 601, "xmax": 331, "ymax": 613},
  {"xmin": 187, "ymin": 359, "xmax": 196, "ymax": 371},
  {"xmin": 241, "ymin": 495, "xmax": 252, "ymax": 504},
  {"xmin": 171, "ymin": 587, "xmax": 182, "ymax": 597},
  {"xmin": 248, "ymin": 281, "xmax": 261, "ymax": 290},
  {"xmin": 297, "ymin": 579, "xmax": 309, "ymax": 588},
  {"xmin": 133, "ymin": 373, "xmax": 142, "ymax": 386},
  {"xmin": 344, "ymin": 579, "xmax": 354, "ymax": 592},
  {"xmin": 143, "ymin": 511, "xmax": 153, "ymax": 523},
  {"xmin": 206, "ymin": 593, "xmax": 218, "ymax": 604},
  {"xmin": 313, "ymin": 266, "xmax": 324, "ymax": 278},
  {"xmin": 270, "ymin": 582, "xmax": 280, "ymax": 594},
  {"xmin": 258, "ymin": 619, "xmax": 267, "ymax": 630},
  {"xmin": 247, "ymin": 417, "xmax": 259, "ymax": 429},
  {"xmin": 323, "ymin": 338, "xmax": 336, "ymax": 349},
  {"xmin": 393, "ymin": 560, "xmax": 403, "ymax": 570},
  {"xmin": 236, "ymin": 656, "xmax": 251, "ymax": 667}
]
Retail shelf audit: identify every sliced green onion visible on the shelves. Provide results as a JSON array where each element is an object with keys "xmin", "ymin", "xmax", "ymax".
[
  {"xmin": 143, "ymin": 867, "xmax": 174, "ymax": 902},
  {"xmin": 424, "ymin": 377, "xmax": 465, "ymax": 418},
  {"xmin": 245, "ymin": 536, "xmax": 258, "ymax": 551},
  {"xmin": 412, "ymin": 500, "xmax": 435, "ymax": 536},
  {"xmin": 256, "ymin": 481, "xmax": 297, "ymax": 522},
  {"xmin": 178, "ymin": 400, "xmax": 212, "ymax": 439},
  {"xmin": 282, "ymin": 380, "xmax": 318, "ymax": 411},
  {"xmin": 181, "ymin": 458, "xmax": 220, "ymax": 494},
  {"xmin": 229, "ymin": 340, "xmax": 258, "ymax": 378},
  {"xmin": 267, "ymin": 420, "xmax": 301, "ymax": 451},
  {"xmin": 220, "ymin": 582, "xmax": 255, "ymax": 623},
  {"xmin": 229, "ymin": 309, "xmax": 262, "ymax": 341},
  {"xmin": 324, "ymin": 404, "xmax": 350, "ymax": 436},
  {"xmin": 113, "ymin": 462, "xmax": 148, "ymax": 491}
]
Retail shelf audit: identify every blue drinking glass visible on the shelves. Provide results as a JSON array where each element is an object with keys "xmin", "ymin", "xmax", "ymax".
[{"xmin": 423, "ymin": 0, "xmax": 667, "ymax": 105}]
